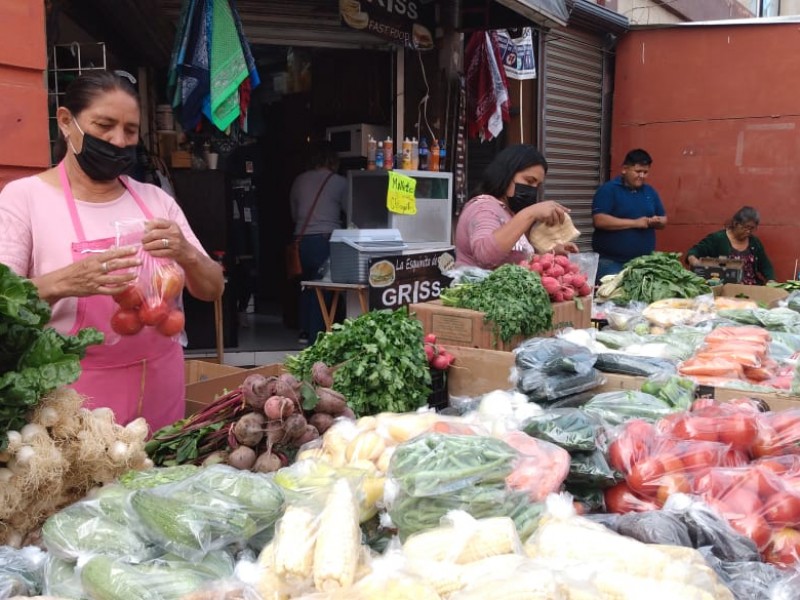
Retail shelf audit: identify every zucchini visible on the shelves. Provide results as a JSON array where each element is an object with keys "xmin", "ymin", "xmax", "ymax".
[
  {"xmin": 130, "ymin": 488, "xmax": 259, "ymax": 560},
  {"xmin": 593, "ymin": 353, "xmax": 676, "ymax": 378},
  {"xmin": 582, "ymin": 391, "xmax": 674, "ymax": 426}
]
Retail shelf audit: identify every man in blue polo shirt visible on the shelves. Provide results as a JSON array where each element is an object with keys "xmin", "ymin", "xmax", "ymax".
[{"xmin": 591, "ymin": 148, "xmax": 667, "ymax": 282}]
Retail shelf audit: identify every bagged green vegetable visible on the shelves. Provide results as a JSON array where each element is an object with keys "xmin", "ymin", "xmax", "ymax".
[
  {"xmin": 42, "ymin": 556, "xmax": 83, "ymax": 600},
  {"xmin": 640, "ymin": 375, "xmax": 696, "ymax": 410},
  {"xmin": 0, "ymin": 546, "xmax": 45, "ymax": 598},
  {"xmin": 582, "ymin": 391, "xmax": 675, "ymax": 426},
  {"xmin": 566, "ymin": 450, "xmax": 621, "ymax": 489},
  {"xmin": 80, "ymin": 551, "xmax": 234, "ymax": 600},
  {"xmin": 593, "ymin": 353, "xmax": 676, "ymax": 378},
  {"xmin": 521, "ymin": 409, "xmax": 600, "ymax": 452}
]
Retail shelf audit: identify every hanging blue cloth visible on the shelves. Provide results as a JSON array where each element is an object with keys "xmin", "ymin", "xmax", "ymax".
[
  {"xmin": 178, "ymin": 0, "xmax": 211, "ymax": 131},
  {"xmin": 230, "ymin": 0, "xmax": 260, "ymax": 89}
]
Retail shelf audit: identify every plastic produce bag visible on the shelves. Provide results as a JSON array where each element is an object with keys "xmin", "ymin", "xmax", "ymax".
[
  {"xmin": 513, "ymin": 338, "xmax": 604, "ymax": 404},
  {"xmin": 582, "ymin": 391, "xmax": 675, "ymax": 426},
  {"xmin": 80, "ymin": 550, "xmax": 235, "ymax": 600},
  {"xmin": 386, "ymin": 433, "xmax": 544, "ymax": 541},
  {"xmin": 593, "ymin": 353, "xmax": 677, "ymax": 378},
  {"xmin": 566, "ymin": 449, "xmax": 621, "ymax": 489},
  {"xmin": 639, "ymin": 374, "xmax": 696, "ymax": 410},
  {"xmin": 521, "ymin": 408, "xmax": 602, "ymax": 452},
  {"xmin": 501, "ymin": 430, "xmax": 570, "ymax": 502},
  {"xmin": 110, "ymin": 218, "xmax": 186, "ymax": 344},
  {"xmin": 127, "ymin": 465, "xmax": 285, "ymax": 561},
  {"xmin": 603, "ymin": 302, "xmax": 648, "ymax": 332},
  {"xmin": 698, "ymin": 548, "xmax": 796, "ymax": 600},
  {"xmin": 568, "ymin": 251, "xmax": 599, "ymax": 291},
  {"xmin": 0, "ymin": 546, "xmax": 45, "ymax": 599},
  {"xmin": 615, "ymin": 510, "xmax": 693, "ymax": 547}
]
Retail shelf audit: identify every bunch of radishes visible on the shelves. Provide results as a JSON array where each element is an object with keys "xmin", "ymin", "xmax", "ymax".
[
  {"xmin": 423, "ymin": 333, "xmax": 455, "ymax": 371},
  {"xmin": 518, "ymin": 254, "xmax": 593, "ymax": 302}
]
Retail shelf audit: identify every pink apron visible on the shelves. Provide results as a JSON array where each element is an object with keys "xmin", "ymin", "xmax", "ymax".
[{"xmin": 59, "ymin": 162, "xmax": 185, "ymax": 433}]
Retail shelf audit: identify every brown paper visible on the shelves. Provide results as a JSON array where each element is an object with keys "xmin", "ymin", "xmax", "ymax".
[{"xmin": 527, "ymin": 212, "xmax": 581, "ymax": 253}]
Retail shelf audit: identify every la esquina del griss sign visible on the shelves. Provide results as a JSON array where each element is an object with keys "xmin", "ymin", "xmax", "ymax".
[
  {"xmin": 368, "ymin": 250, "xmax": 454, "ymax": 310},
  {"xmin": 339, "ymin": 0, "xmax": 436, "ymax": 50}
]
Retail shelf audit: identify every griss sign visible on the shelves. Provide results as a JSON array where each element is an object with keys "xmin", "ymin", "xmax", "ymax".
[
  {"xmin": 339, "ymin": 0, "xmax": 436, "ymax": 50},
  {"xmin": 368, "ymin": 250, "xmax": 454, "ymax": 310}
]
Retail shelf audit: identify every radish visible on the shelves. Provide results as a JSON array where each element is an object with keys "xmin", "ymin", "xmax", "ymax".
[
  {"xmin": 571, "ymin": 274, "xmax": 587, "ymax": 288},
  {"xmin": 431, "ymin": 353, "xmax": 451, "ymax": 370},
  {"xmin": 539, "ymin": 254, "xmax": 555, "ymax": 269},
  {"xmin": 553, "ymin": 291, "xmax": 565, "ymax": 303},
  {"xmin": 562, "ymin": 273, "xmax": 574, "ymax": 287},
  {"xmin": 562, "ymin": 287, "xmax": 575, "ymax": 301},
  {"xmin": 568, "ymin": 262, "xmax": 581, "ymax": 274},
  {"xmin": 424, "ymin": 333, "xmax": 437, "ymax": 344},
  {"xmin": 540, "ymin": 277, "xmax": 561, "ymax": 296},
  {"xmin": 530, "ymin": 262, "xmax": 544, "ymax": 274},
  {"xmin": 554, "ymin": 255, "xmax": 571, "ymax": 268},
  {"xmin": 424, "ymin": 344, "xmax": 435, "ymax": 362},
  {"xmin": 578, "ymin": 283, "xmax": 593, "ymax": 296},
  {"xmin": 548, "ymin": 265, "xmax": 565, "ymax": 278}
]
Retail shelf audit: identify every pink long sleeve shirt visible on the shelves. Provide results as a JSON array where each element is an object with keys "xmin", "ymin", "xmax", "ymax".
[
  {"xmin": 0, "ymin": 174, "xmax": 206, "ymax": 334},
  {"xmin": 454, "ymin": 194, "xmax": 534, "ymax": 269}
]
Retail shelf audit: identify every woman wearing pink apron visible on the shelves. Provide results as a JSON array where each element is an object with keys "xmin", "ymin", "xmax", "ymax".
[{"xmin": 0, "ymin": 71, "xmax": 224, "ymax": 434}]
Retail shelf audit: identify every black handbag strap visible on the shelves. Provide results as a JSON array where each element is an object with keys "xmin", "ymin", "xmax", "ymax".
[{"xmin": 296, "ymin": 171, "xmax": 335, "ymax": 240}]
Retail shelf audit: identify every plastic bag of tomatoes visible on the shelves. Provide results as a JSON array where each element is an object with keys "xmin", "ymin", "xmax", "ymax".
[{"xmin": 109, "ymin": 220, "xmax": 186, "ymax": 342}]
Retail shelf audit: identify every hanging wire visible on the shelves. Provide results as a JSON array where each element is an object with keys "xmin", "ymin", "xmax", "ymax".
[{"xmin": 416, "ymin": 50, "xmax": 436, "ymax": 142}]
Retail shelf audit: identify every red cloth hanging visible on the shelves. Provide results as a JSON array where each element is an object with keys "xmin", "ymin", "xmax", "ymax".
[{"xmin": 465, "ymin": 31, "xmax": 510, "ymax": 142}]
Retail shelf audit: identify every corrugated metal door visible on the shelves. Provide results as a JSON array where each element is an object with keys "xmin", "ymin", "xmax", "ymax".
[{"xmin": 540, "ymin": 29, "xmax": 606, "ymax": 250}]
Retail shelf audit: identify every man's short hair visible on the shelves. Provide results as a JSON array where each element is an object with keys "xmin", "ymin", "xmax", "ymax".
[{"xmin": 623, "ymin": 149, "xmax": 652, "ymax": 167}]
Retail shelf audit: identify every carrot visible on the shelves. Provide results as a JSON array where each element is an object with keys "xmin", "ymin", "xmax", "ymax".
[
  {"xmin": 705, "ymin": 326, "xmax": 771, "ymax": 344},
  {"xmin": 695, "ymin": 350, "xmax": 762, "ymax": 368},
  {"xmin": 678, "ymin": 357, "xmax": 744, "ymax": 378}
]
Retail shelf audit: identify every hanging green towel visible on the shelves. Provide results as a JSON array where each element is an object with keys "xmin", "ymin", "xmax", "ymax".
[{"xmin": 209, "ymin": 0, "xmax": 248, "ymax": 131}]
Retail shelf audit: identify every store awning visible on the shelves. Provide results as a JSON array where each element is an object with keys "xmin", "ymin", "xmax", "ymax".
[{"xmin": 495, "ymin": 0, "xmax": 570, "ymax": 28}]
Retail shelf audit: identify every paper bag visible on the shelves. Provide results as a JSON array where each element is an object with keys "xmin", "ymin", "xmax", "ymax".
[{"xmin": 528, "ymin": 213, "xmax": 581, "ymax": 253}]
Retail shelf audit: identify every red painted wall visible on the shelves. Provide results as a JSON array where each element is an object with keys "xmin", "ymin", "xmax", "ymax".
[
  {"xmin": 612, "ymin": 25, "xmax": 800, "ymax": 280},
  {"xmin": 0, "ymin": 0, "xmax": 49, "ymax": 189}
]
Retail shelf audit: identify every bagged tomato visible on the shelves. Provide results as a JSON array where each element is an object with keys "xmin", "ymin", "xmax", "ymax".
[
  {"xmin": 110, "ymin": 219, "xmax": 186, "ymax": 341},
  {"xmin": 500, "ymin": 431, "xmax": 571, "ymax": 502},
  {"xmin": 753, "ymin": 409, "xmax": 800, "ymax": 458}
]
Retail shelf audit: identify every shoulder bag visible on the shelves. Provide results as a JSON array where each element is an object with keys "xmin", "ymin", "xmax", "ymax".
[{"xmin": 286, "ymin": 172, "xmax": 335, "ymax": 279}]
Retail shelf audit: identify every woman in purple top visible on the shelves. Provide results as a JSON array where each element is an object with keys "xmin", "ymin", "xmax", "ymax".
[{"xmin": 454, "ymin": 145, "xmax": 576, "ymax": 269}]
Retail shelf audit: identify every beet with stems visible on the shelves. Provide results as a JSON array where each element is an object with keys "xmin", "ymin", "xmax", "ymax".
[
  {"xmin": 311, "ymin": 361, "xmax": 334, "ymax": 387},
  {"xmin": 264, "ymin": 395, "xmax": 296, "ymax": 421},
  {"xmin": 309, "ymin": 413, "xmax": 335, "ymax": 435},
  {"xmin": 283, "ymin": 413, "xmax": 308, "ymax": 443},
  {"xmin": 233, "ymin": 412, "xmax": 265, "ymax": 447},
  {"xmin": 314, "ymin": 387, "xmax": 348, "ymax": 416},
  {"xmin": 293, "ymin": 425, "xmax": 321, "ymax": 447},
  {"xmin": 253, "ymin": 451, "xmax": 282, "ymax": 473},
  {"xmin": 227, "ymin": 445, "xmax": 257, "ymax": 470},
  {"xmin": 241, "ymin": 374, "xmax": 272, "ymax": 410}
]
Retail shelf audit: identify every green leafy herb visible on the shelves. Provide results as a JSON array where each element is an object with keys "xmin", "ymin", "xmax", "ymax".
[
  {"xmin": 285, "ymin": 309, "xmax": 431, "ymax": 417},
  {"xmin": 598, "ymin": 252, "xmax": 710, "ymax": 304},
  {"xmin": 0, "ymin": 263, "xmax": 103, "ymax": 449},
  {"xmin": 439, "ymin": 264, "xmax": 553, "ymax": 343}
]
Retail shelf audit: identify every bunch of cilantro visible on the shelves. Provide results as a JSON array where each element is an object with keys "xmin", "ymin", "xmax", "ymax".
[
  {"xmin": 0, "ymin": 264, "xmax": 103, "ymax": 448},
  {"xmin": 285, "ymin": 308, "xmax": 431, "ymax": 417},
  {"xmin": 440, "ymin": 264, "xmax": 553, "ymax": 343}
]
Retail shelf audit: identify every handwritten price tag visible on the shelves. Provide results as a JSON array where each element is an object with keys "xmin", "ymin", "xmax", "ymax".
[{"xmin": 386, "ymin": 171, "xmax": 417, "ymax": 215}]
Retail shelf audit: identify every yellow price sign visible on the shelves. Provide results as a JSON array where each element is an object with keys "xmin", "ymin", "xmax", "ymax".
[{"xmin": 386, "ymin": 171, "xmax": 417, "ymax": 215}]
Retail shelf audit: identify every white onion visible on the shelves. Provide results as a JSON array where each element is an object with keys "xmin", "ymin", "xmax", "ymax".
[
  {"xmin": 36, "ymin": 405, "xmax": 60, "ymax": 428},
  {"xmin": 108, "ymin": 441, "xmax": 129, "ymax": 463},
  {"xmin": 0, "ymin": 468, "xmax": 14, "ymax": 484},
  {"xmin": 8, "ymin": 445, "xmax": 35, "ymax": 473},
  {"xmin": 124, "ymin": 418, "xmax": 150, "ymax": 440},
  {"xmin": 21, "ymin": 423, "xmax": 48, "ymax": 444},
  {"xmin": 91, "ymin": 407, "xmax": 116, "ymax": 423},
  {"xmin": 5, "ymin": 430, "xmax": 22, "ymax": 453}
]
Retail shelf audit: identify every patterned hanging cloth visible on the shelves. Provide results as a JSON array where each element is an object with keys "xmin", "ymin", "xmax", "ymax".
[{"xmin": 207, "ymin": 0, "xmax": 249, "ymax": 131}]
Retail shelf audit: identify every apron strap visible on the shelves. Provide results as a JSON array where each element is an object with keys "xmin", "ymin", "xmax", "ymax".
[{"xmin": 59, "ymin": 162, "xmax": 156, "ymax": 241}]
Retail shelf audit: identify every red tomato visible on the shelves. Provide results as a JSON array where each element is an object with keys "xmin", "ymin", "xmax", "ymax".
[
  {"xmin": 628, "ymin": 456, "xmax": 674, "ymax": 496},
  {"xmin": 763, "ymin": 492, "xmax": 800, "ymax": 527},
  {"xmin": 153, "ymin": 264, "xmax": 185, "ymax": 302},
  {"xmin": 691, "ymin": 398, "xmax": 718, "ymax": 413},
  {"xmin": 604, "ymin": 481, "xmax": 660, "ymax": 514},
  {"xmin": 721, "ymin": 448, "xmax": 750, "ymax": 468},
  {"xmin": 655, "ymin": 412, "xmax": 682, "ymax": 436},
  {"xmin": 718, "ymin": 413, "xmax": 758, "ymax": 451},
  {"xmin": 718, "ymin": 487, "xmax": 762, "ymax": 519},
  {"xmin": 764, "ymin": 527, "xmax": 800, "ymax": 567},
  {"xmin": 139, "ymin": 300, "xmax": 169, "ymax": 326},
  {"xmin": 740, "ymin": 467, "xmax": 779, "ymax": 500},
  {"xmin": 770, "ymin": 410, "xmax": 800, "ymax": 434},
  {"xmin": 758, "ymin": 458, "xmax": 790, "ymax": 476},
  {"xmin": 110, "ymin": 308, "xmax": 144, "ymax": 336},
  {"xmin": 695, "ymin": 468, "xmax": 738, "ymax": 499},
  {"xmin": 607, "ymin": 420, "xmax": 655, "ymax": 473},
  {"xmin": 729, "ymin": 513, "xmax": 773, "ymax": 549},
  {"xmin": 672, "ymin": 415, "xmax": 719, "ymax": 443},
  {"xmin": 680, "ymin": 444, "xmax": 720, "ymax": 472},
  {"xmin": 112, "ymin": 284, "xmax": 144, "ymax": 310},
  {"xmin": 156, "ymin": 309, "xmax": 185, "ymax": 337},
  {"xmin": 752, "ymin": 424, "xmax": 781, "ymax": 459},
  {"xmin": 656, "ymin": 472, "xmax": 692, "ymax": 506}
]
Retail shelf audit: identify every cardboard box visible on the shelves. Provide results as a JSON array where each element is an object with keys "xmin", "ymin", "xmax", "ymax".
[
  {"xmin": 184, "ymin": 360, "xmax": 243, "ymax": 385},
  {"xmin": 409, "ymin": 297, "xmax": 592, "ymax": 351},
  {"xmin": 691, "ymin": 258, "xmax": 743, "ymax": 284},
  {"xmin": 712, "ymin": 283, "xmax": 788, "ymax": 307},
  {"xmin": 184, "ymin": 363, "xmax": 285, "ymax": 417},
  {"xmin": 444, "ymin": 346, "xmax": 800, "ymax": 412}
]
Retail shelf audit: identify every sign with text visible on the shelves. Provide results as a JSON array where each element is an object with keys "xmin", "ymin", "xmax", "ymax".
[
  {"xmin": 386, "ymin": 171, "xmax": 417, "ymax": 215},
  {"xmin": 339, "ymin": 0, "xmax": 436, "ymax": 50},
  {"xmin": 368, "ymin": 249, "xmax": 455, "ymax": 310}
]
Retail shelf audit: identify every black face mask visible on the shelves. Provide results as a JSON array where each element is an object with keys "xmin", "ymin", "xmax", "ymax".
[
  {"xmin": 70, "ymin": 122, "xmax": 137, "ymax": 181},
  {"xmin": 507, "ymin": 183, "xmax": 539, "ymax": 214}
]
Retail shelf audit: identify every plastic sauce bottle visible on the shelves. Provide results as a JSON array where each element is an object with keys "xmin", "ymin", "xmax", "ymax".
[
  {"xmin": 401, "ymin": 137, "xmax": 412, "ymax": 170},
  {"xmin": 411, "ymin": 138, "xmax": 419, "ymax": 170},
  {"xmin": 429, "ymin": 138, "xmax": 440, "ymax": 172},
  {"xmin": 367, "ymin": 136, "xmax": 377, "ymax": 170},
  {"xmin": 375, "ymin": 141, "xmax": 385, "ymax": 170},
  {"xmin": 418, "ymin": 137, "xmax": 429, "ymax": 171},
  {"xmin": 439, "ymin": 142, "xmax": 446, "ymax": 172},
  {"xmin": 384, "ymin": 137, "xmax": 394, "ymax": 170}
]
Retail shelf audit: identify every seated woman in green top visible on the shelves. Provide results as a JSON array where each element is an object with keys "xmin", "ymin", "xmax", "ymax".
[{"xmin": 686, "ymin": 206, "xmax": 775, "ymax": 285}]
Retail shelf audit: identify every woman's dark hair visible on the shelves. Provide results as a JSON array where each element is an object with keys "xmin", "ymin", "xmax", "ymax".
[
  {"xmin": 309, "ymin": 140, "xmax": 339, "ymax": 171},
  {"xmin": 62, "ymin": 70, "xmax": 140, "ymax": 116},
  {"xmin": 727, "ymin": 205, "xmax": 760, "ymax": 229},
  {"xmin": 473, "ymin": 144, "xmax": 549, "ymax": 199},
  {"xmin": 54, "ymin": 71, "xmax": 140, "ymax": 161}
]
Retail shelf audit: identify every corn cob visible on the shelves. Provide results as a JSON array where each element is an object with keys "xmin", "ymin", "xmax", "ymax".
[
  {"xmin": 255, "ymin": 543, "xmax": 290, "ymax": 600},
  {"xmin": 313, "ymin": 478, "xmax": 361, "ymax": 592},
  {"xmin": 406, "ymin": 559, "xmax": 466, "ymax": 596},
  {"xmin": 403, "ymin": 515, "xmax": 521, "ymax": 564},
  {"xmin": 449, "ymin": 564, "xmax": 563, "ymax": 599},
  {"xmin": 273, "ymin": 505, "xmax": 318, "ymax": 584}
]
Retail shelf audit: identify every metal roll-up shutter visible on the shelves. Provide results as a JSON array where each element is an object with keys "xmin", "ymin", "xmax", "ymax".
[
  {"xmin": 540, "ymin": 29, "xmax": 605, "ymax": 250},
  {"xmin": 159, "ymin": 0, "xmax": 392, "ymax": 49}
]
